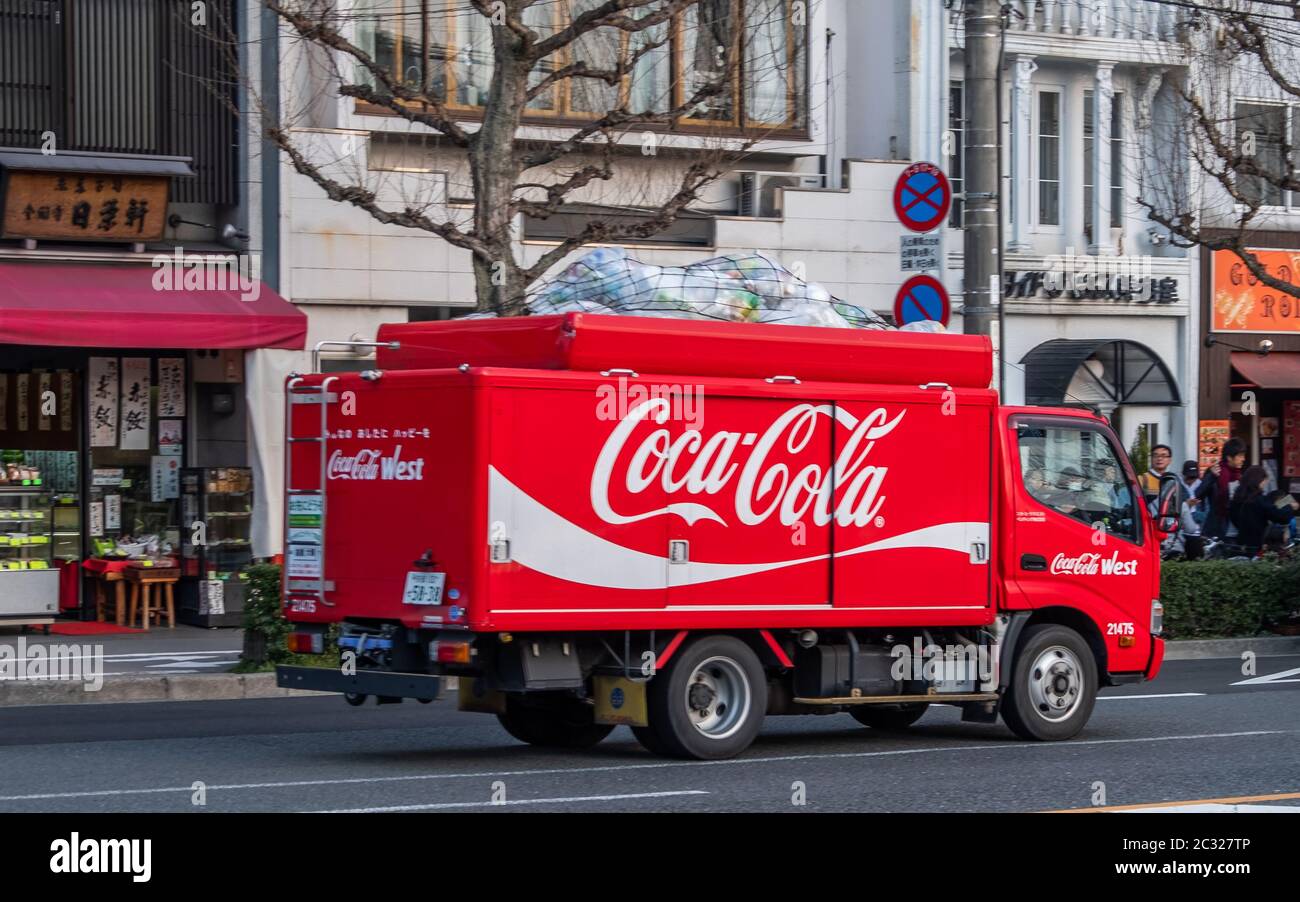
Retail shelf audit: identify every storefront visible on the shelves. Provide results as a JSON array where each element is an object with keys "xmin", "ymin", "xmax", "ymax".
[
  {"xmin": 1000, "ymin": 251, "xmax": 1196, "ymax": 461},
  {"xmin": 0, "ymin": 263, "xmax": 306, "ymax": 627},
  {"xmin": 1199, "ymin": 242, "xmax": 1300, "ymax": 493}
]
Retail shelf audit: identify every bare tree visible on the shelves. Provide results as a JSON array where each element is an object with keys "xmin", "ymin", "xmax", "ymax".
[
  {"xmin": 1138, "ymin": 0, "xmax": 1300, "ymax": 298},
  {"xmin": 249, "ymin": 0, "xmax": 806, "ymax": 314}
]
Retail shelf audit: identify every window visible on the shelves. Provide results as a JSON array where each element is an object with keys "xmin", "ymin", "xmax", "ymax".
[
  {"xmin": 1037, "ymin": 91, "xmax": 1061, "ymax": 226},
  {"xmin": 1083, "ymin": 90, "xmax": 1124, "ymax": 241},
  {"xmin": 1235, "ymin": 102, "xmax": 1288, "ymax": 208},
  {"xmin": 949, "ymin": 81, "xmax": 964, "ymax": 228},
  {"xmin": 355, "ymin": 0, "xmax": 807, "ymax": 129},
  {"xmin": 1017, "ymin": 421, "xmax": 1140, "ymax": 543}
]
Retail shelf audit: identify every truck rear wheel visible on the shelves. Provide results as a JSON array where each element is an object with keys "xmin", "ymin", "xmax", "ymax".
[
  {"xmin": 644, "ymin": 635, "xmax": 767, "ymax": 760},
  {"xmin": 497, "ymin": 695, "xmax": 615, "ymax": 749},
  {"xmin": 849, "ymin": 702, "xmax": 930, "ymax": 730},
  {"xmin": 1001, "ymin": 624, "xmax": 1098, "ymax": 741}
]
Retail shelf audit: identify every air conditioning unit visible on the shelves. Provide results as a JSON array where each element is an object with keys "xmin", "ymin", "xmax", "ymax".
[{"xmin": 735, "ymin": 171, "xmax": 825, "ymax": 218}]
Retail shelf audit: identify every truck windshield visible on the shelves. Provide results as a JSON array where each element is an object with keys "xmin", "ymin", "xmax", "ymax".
[{"xmin": 1017, "ymin": 421, "xmax": 1140, "ymax": 543}]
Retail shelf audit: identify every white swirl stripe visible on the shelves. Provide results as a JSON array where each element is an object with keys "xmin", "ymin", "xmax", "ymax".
[{"xmin": 488, "ymin": 466, "xmax": 989, "ymax": 591}]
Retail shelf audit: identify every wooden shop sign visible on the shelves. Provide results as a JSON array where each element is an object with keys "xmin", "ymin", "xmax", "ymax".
[{"xmin": 1, "ymin": 169, "xmax": 169, "ymax": 243}]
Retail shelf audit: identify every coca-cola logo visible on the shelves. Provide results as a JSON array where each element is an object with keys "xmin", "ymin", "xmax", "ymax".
[
  {"xmin": 1049, "ymin": 552, "xmax": 1138, "ymax": 576},
  {"xmin": 590, "ymin": 400, "xmax": 904, "ymax": 528},
  {"xmin": 327, "ymin": 444, "xmax": 426, "ymax": 481}
]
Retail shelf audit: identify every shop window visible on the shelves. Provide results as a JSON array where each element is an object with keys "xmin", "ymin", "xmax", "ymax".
[{"xmin": 354, "ymin": 0, "xmax": 807, "ymax": 130}]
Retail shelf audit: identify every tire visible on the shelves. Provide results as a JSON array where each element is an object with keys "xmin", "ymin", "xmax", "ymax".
[
  {"xmin": 497, "ymin": 695, "xmax": 615, "ymax": 749},
  {"xmin": 1001, "ymin": 624, "xmax": 1098, "ymax": 741},
  {"xmin": 631, "ymin": 725, "xmax": 672, "ymax": 755},
  {"xmin": 849, "ymin": 702, "xmax": 930, "ymax": 730},
  {"xmin": 644, "ymin": 635, "xmax": 768, "ymax": 760}
]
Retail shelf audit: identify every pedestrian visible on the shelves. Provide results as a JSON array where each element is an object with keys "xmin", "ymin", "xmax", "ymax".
[
  {"xmin": 1180, "ymin": 459, "xmax": 1207, "ymax": 533},
  {"xmin": 1195, "ymin": 438, "xmax": 1247, "ymax": 540},
  {"xmin": 1229, "ymin": 466, "xmax": 1299, "ymax": 555},
  {"xmin": 1138, "ymin": 444, "xmax": 1174, "ymax": 502}
]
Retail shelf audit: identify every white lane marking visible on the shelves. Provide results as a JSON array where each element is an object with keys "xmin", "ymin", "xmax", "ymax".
[
  {"xmin": 311, "ymin": 790, "xmax": 710, "ymax": 813},
  {"xmin": 1098, "ymin": 693, "xmax": 1206, "ymax": 700},
  {"xmin": 0, "ymin": 729, "xmax": 1287, "ymax": 803},
  {"xmin": 1233, "ymin": 666, "xmax": 1300, "ymax": 686},
  {"xmin": 145, "ymin": 661, "xmax": 238, "ymax": 669},
  {"xmin": 0, "ymin": 650, "xmax": 241, "ymax": 664},
  {"xmin": 1126, "ymin": 803, "xmax": 1300, "ymax": 814}
]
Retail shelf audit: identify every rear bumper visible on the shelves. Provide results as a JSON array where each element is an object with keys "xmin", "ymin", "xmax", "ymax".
[
  {"xmin": 276, "ymin": 665, "xmax": 443, "ymax": 700},
  {"xmin": 1145, "ymin": 636, "xmax": 1166, "ymax": 681}
]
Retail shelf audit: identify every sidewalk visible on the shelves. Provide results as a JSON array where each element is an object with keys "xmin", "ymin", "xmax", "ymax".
[{"xmin": 0, "ymin": 626, "xmax": 1296, "ymax": 707}]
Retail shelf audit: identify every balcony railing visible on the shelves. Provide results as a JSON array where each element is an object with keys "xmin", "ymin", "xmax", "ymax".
[{"xmin": 951, "ymin": 0, "xmax": 1187, "ymax": 43}]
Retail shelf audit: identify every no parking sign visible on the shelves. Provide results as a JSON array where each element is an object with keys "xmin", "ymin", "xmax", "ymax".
[
  {"xmin": 893, "ymin": 162, "xmax": 951, "ymax": 233},
  {"xmin": 893, "ymin": 274, "xmax": 950, "ymax": 328}
]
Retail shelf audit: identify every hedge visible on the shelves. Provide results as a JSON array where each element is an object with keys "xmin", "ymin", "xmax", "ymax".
[{"xmin": 1160, "ymin": 559, "xmax": 1300, "ymax": 639}]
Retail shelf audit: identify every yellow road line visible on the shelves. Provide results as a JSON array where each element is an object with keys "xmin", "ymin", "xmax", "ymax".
[{"xmin": 1049, "ymin": 791, "xmax": 1300, "ymax": 812}]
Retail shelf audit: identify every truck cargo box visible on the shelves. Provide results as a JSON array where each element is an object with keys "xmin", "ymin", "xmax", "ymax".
[{"xmin": 284, "ymin": 317, "xmax": 997, "ymax": 634}]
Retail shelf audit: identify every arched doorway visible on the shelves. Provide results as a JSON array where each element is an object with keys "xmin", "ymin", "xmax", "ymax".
[{"xmin": 1020, "ymin": 339, "xmax": 1181, "ymax": 455}]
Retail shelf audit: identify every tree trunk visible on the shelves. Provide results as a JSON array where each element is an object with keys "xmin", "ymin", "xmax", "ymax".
[{"xmin": 469, "ymin": 32, "xmax": 530, "ymax": 315}]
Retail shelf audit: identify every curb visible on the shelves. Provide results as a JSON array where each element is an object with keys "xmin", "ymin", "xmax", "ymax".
[
  {"xmin": 0, "ymin": 672, "xmax": 328, "ymax": 708},
  {"xmin": 0, "ymin": 672, "xmax": 463, "ymax": 708},
  {"xmin": 1163, "ymin": 635, "xmax": 1300, "ymax": 661}
]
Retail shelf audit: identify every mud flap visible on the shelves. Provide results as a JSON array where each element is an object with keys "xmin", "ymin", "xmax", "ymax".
[
  {"xmin": 458, "ymin": 676, "xmax": 506, "ymax": 714},
  {"xmin": 592, "ymin": 675, "xmax": 648, "ymax": 727}
]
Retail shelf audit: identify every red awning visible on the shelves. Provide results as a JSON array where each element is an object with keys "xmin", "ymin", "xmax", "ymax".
[
  {"xmin": 1231, "ymin": 351, "xmax": 1300, "ymax": 390},
  {"xmin": 0, "ymin": 261, "xmax": 307, "ymax": 350}
]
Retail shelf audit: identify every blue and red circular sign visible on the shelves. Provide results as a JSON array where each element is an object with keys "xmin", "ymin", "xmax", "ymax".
[
  {"xmin": 893, "ymin": 162, "xmax": 951, "ymax": 233},
  {"xmin": 893, "ymin": 274, "xmax": 950, "ymax": 327}
]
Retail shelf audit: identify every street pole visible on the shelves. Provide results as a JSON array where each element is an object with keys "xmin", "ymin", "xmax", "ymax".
[{"xmin": 961, "ymin": 0, "xmax": 1002, "ymax": 352}]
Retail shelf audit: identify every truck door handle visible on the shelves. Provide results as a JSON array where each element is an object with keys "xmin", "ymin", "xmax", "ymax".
[{"xmin": 1020, "ymin": 554, "xmax": 1047, "ymax": 571}]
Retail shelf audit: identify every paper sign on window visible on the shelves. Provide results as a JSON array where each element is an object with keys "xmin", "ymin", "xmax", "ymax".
[{"xmin": 88, "ymin": 357, "xmax": 119, "ymax": 448}]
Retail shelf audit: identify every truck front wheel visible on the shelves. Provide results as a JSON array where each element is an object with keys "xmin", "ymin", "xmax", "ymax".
[
  {"xmin": 1001, "ymin": 624, "xmax": 1098, "ymax": 741},
  {"xmin": 497, "ymin": 695, "xmax": 615, "ymax": 749},
  {"xmin": 644, "ymin": 636, "xmax": 767, "ymax": 760}
]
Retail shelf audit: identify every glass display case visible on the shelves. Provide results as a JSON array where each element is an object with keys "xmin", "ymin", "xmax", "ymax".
[
  {"xmin": 179, "ymin": 467, "xmax": 253, "ymax": 627},
  {"xmin": 0, "ymin": 488, "xmax": 59, "ymax": 624}
]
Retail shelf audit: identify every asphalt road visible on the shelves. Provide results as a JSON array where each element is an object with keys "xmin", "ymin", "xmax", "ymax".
[{"xmin": 1, "ymin": 655, "xmax": 1296, "ymax": 813}]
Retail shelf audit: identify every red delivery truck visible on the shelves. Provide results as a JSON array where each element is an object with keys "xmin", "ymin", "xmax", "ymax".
[{"xmin": 277, "ymin": 314, "xmax": 1177, "ymax": 759}]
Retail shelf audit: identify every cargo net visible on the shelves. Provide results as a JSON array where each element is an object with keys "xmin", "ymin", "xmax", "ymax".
[{"xmin": 525, "ymin": 247, "xmax": 895, "ymax": 330}]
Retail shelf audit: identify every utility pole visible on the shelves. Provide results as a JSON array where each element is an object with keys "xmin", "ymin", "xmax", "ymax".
[{"xmin": 961, "ymin": 0, "xmax": 1001, "ymax": 348}]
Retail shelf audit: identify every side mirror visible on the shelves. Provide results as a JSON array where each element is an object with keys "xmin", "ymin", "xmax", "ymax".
[{"xmin": 1155, "ymin": 474, "xmax": 1180, "ymax": 534}]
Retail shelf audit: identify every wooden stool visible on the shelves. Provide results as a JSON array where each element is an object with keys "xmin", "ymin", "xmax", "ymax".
[
  {"xmin": 125, "ymin": 568, "xmax": 180, "ymax": 631},
  {"xmin": 93, "ymin": 569, "xmax": 128, "ymax": 625}
]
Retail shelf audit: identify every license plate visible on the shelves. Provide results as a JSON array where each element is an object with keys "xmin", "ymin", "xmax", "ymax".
[{"xmin": 402, "ymin": 571, "xmax": 445, "ymax": 606}]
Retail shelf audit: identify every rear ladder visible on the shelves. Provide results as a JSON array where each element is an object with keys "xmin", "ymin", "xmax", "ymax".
[{"xmin": 283, "ymin": 376, "xmax": 339, "ymax": 608}]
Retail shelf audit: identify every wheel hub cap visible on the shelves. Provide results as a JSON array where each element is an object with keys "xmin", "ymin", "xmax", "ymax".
[
  {"xmin": 1027, "ymin": 645, "xmax": 1083, "ymax": 722},
  {"xmin": 685, "ymin": 656, "xmax": 752, "ymax": 740}
]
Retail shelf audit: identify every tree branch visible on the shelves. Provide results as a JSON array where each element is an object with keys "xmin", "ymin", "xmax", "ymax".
[
  {"xmin": 530, "ymin": 0, "xmax": 697, "ymax": 61},
  {"xmin": 522, "ymin": 158, "xmax": 721, "ymax": 283},
  {"xmin": 266, "ymin": 126, "xmax": 490, "ymax": 259}
]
